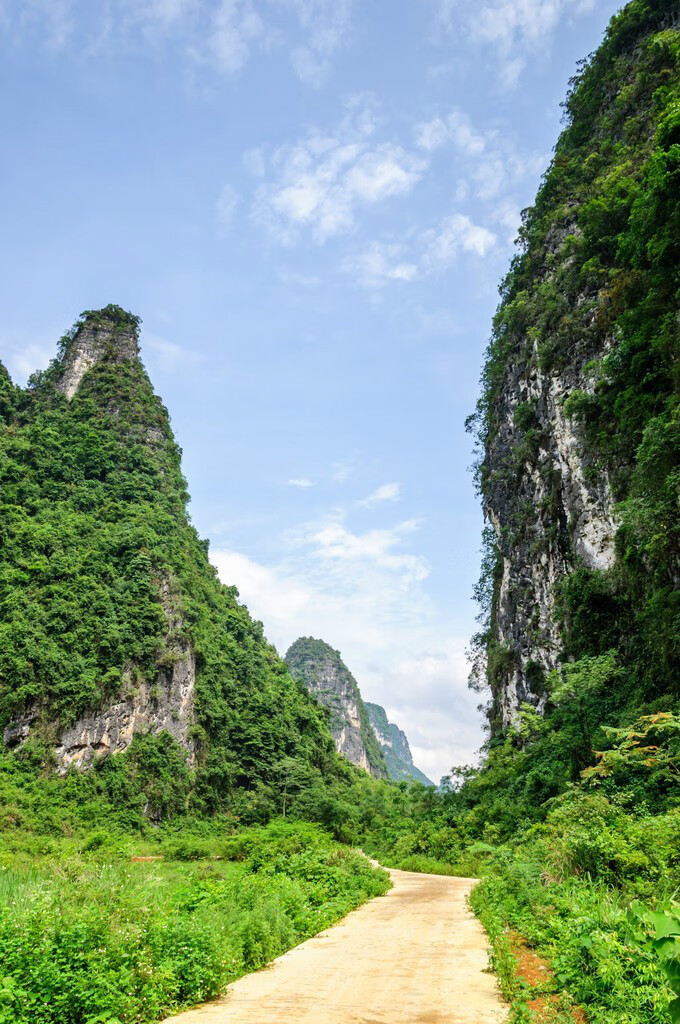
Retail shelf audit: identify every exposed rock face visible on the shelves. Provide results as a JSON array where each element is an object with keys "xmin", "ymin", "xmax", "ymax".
[
  {"xmin": 56, "ymin": 574, "xmax": 195, "ymax": 771},
  {"xmin": 54, "ymin": 654, "xmax": 195, "ymax": 771},
  {"xmin": 487, "ymin": 334, "xmax": 618, "ymax": 726},
  {"xmin": 365, "ymin": 702, "xmax": 433, "ymax": 786},
  {"xmin": 3, "ymin": 307, "xmax": 198, "ymax": 768},
  {"xmin": 285, "ymin": 638, "xmax": 386, "ymax": 778},
  {"xmin": 58, "ymin": 313, "xmax": 139, "ymax": 399},
  {"xmin": 475, "ymin": 4, "xmax": 680, "ymax": 730},
  {"xmin": 3, "ymin": 576, "xmax": 196, "ymax": 771}
]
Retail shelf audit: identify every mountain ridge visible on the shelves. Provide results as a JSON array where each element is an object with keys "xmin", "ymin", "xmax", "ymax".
[
  {"xmin": 365, "ymin": 702, "xmax": 433, "ymax": 786},
  {"xmin": 284, "ymin": 637, "xmax": 387, "ymax": 779}
]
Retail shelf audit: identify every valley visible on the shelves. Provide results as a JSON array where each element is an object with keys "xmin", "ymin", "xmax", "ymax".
[{"xmin": 0, "ymin": 2, "xmax": 678, "ymax": 1023}]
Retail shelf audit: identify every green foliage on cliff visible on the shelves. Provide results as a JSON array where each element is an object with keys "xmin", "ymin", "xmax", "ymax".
[
  {"xmin": 0, "ymin": 307, "xmax": 345, "ymax": 812},
  {"xmin": 469, "ymin": 0, "xmax": 679, "ymax": 729},
  {"xmin": 285, "ymin": 637, "xmax": 387, "ymax": 778},
  {"xmin": 458, "ymin": 4, "xmax": 680, "ymax": 1019}
]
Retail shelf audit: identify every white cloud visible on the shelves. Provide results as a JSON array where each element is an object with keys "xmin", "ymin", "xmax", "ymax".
[
  {"xmin": 252, "ymin": 101, "xmax": 426, "ymax": 243},
  {"xmin": 9, "ymin": 0, "xmax": 351, "ymax": 83},
  {"xmin": 358, "ymin": 481, "xmax": 401, "ymax": 508},
  {"xmin": 433, "ymin": 0, "xmax": 597, "ymax": 84},
  {"xmin": 295, "ymin": 514, "xmax": 428, "ymax": 584},
  {"xmin": 347, "ymin": 242, "xmax": 418, "ymax": 288},
  {"xmin": 211, "ymin": 507, "xmax": 483, "ymax": 779},
  {"xmin": 423, "ymin": 212, "xmax": 496, "ymax": 266},
  {"xmin": 144, "ymin": 333, "xmax": 201, "ymax": 371},
  {"xmin": 206, "ymin": 0, "xmax": 263, "ymax": 74},
  {"xmin": 22, "ymin": 0, "xmax": 75, "ymax": 49},
  {"xmin": 137, "ymin": 0, "xmax": 194, "ymax": 28},
  {"xmin": 282, "ymin": 0, "xmax": 353, "ymax": 85},
  {"xmin": 415, "ymin": 110, "xmax": 486, "ymax": 156},
  {"xmin": 0, "ymin": 341, "xmax": 53, "ymax": 383},
  {"xmin": 348, "ymin": 210, "xmax": 496, "ymax": 288},
  {"xmin": 288, "ymin": 477, "xmax": 315, "ymax": 488},
  {"xmin": 331, "ymin": 459, "xmax": 354, "ymax": 483}
]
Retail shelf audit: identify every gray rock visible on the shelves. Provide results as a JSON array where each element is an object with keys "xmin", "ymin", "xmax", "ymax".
[
  {"xmin": 285, "ymin": 637, "xmax": 386, "ymax": 778},
  {"xmin": 365, "ymin": 702, "xmax": 433, "ymax": 786}
]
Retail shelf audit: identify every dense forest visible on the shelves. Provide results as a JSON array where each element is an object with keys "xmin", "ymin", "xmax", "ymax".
[{"xmin": 0, "ymin": 1, "xmax": 678, "ymax": 1022}]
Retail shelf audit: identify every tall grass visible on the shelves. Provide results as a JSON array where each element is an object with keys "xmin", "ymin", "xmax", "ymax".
[{"xmin": 0, "ymin": 821, "xmax": 389, "ymax": 1024}]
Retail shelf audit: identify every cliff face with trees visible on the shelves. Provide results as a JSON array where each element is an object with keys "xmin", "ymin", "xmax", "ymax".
[
  {"xmin": 365, "ymin": 703, "xmax": 433, "ymax": 786},
  {"xmin": 0, "ymin": 306, "xmax": 346, "ymax": 816},
  {"xmin": 285, "ymin": 638, "xmax": 386, "ymax": 778},
  {"xmin": 468, "ymin": 0, "xmax": 679, "ymax": 733}
]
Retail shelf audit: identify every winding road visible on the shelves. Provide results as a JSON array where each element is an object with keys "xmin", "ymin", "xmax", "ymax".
[{"xmin": 162, "ymin": 867, "xmax": 508, "ymax": 1024}]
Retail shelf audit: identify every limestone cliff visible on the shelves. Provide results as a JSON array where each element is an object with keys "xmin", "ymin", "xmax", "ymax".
[
  {"xmin": 470, "ymin": 1, "xmax": 679, "ymax": 730},
  {"xmin": 285, "ymin": 638, "xmax": 386, "ymax": 778},
  {"xmin": 365, "ymin": 703, "xmax": 433, "ymax": 786},
  {"xmin": 0, "ymin": 306, "xmax": 341, "ymax": 806}
]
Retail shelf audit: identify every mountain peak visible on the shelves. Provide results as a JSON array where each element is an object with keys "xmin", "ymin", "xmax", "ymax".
[
  {"xmin": 58, "ymin": 305, "xmax": 141, "ymax": 400},
  {"xmin": 285, "ymin": 637, "xmax": 386, "ymax": 779}
]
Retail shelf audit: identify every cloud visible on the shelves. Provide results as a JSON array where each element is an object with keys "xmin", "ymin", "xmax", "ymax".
[
  {"xmin": 288, "ymin": 477, "xmax": 315, "ymax": 488},
  {"xmin": 348, "ymin": 211, "xmax": 496, "ymax": 288},
  {"xmin": 6, "ymin": 0, "xmax": 351, "ymax": 83},
  {"xmin": 0, "ymin": 341, "xmax": 53, "ymax": 384},
  {"xmin": 205, "ymin": 0, "xmax": 263, "ymax": 74},
  {"xmin": 423, "ymin": 212, "xmax": 496, "ymax": 265},
  {"xmin": 210, "ymin": 507, "xmax": 483, "ymax": 779},
  {"xmin": 331, "ymin": 459, "xmax": 354, "ymax": 483},
  {"xmin": 22, "ymin": 0, "xmax": 75, "ymax": 49},
  {"xmin": 144, "ymin": 333, "xmax": 201, "ymax": 371},
  {"xmin": 346, "ymin": 242, "xmax": 418, "ymax": 288},
  {"xmin": 283, "ymin": 0, "xmax": 353, "ymax": 85},
  {"xmin": 358, "ymin": 481, "xmax": 401, "ymax": 508},
  {"xmin": 251, "ymin": 100, "xmax": 426, "ymax": 243},
  {"xmin": 137, "ymin": 0, "xmax": 194, "ymax": 28},
  {"xmin": 433, "ymin": 0, "xmax": 598, "ymax": 84},
  {"xmin": 415, "ymin": 110, "xmax": 486, "ymax": 156}
]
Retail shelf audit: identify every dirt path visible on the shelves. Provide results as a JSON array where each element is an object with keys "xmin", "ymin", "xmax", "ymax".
[{"xmin": 162, "ymin": 868, "xmax": 508, "ymax": 1024}]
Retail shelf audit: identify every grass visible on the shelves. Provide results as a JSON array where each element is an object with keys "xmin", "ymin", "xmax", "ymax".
[{"xmin": 0, "ymin": 819, "xmax": 390, "ymax": 1024}]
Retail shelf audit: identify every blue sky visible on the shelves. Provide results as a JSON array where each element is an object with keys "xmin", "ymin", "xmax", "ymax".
[{"xmin": 0, "ymin": 0, "xmax": 622, "ymax": 782}]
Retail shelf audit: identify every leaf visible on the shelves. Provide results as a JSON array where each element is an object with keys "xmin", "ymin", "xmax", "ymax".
[
  {"xmin": 648, "ymin": 911, "xmax": 680, "ymax": 939},
  {"xmin": 669, "ymin": 997, "xmax": 680, "ymax": 1024}
]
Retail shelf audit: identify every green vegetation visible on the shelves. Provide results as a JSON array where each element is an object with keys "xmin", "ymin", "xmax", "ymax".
[
  {"xmin": 1, "ymin": 5, "xmax": 678, "ymax": 1022},
  {"xmin": 0, "ymin": 306, "xmax": 348, "ymax": 813},
  {"xmin": 0, "ymin": 811, "xmax": 388, "ymax": 1024},
  {"xmin": 467, "ymin": 0, "xmax": 679, "ymax": 725},
  {"xmin": 455, "ymin": 2, "xmax": 680, "ymax": 1019}
]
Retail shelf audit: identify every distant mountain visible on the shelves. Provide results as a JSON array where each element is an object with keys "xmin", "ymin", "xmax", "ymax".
[
  {"xmin": 285, "ymin": 638, "xmax": 386, "ymax": 778},
  {"xmin": 365, "ymin": 703, "xmax": 434, "ymax": 786}
]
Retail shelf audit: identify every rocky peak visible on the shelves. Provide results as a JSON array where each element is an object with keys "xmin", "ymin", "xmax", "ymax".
[
  {"xmin": 285, "ymin": 638, "xmax": 386, "ymax": 779},
  {"xmin": 365, "ymin": 702, "xmax": 433, "ymax": 786},
  {"xmin": 58, "ymin": 305, "xmax": 140, "ymax": 400}
]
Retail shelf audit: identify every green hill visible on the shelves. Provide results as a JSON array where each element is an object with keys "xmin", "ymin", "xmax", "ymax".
[{"xmin": 0, "ymin": 305, "xmax": 348, "ymax": 818}]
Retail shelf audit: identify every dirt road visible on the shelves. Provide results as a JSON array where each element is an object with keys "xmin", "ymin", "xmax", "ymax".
[{"xmin": 162, "ymin": 867, "xmax": 507, "ymax": 1024}]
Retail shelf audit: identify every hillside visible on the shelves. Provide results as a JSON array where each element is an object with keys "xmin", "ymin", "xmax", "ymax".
[
  {"xmin": 365, "ymin": 703, "xmax": 433, "ymax": 786},
  {"xmin": 468, "ymin": 0, "xmax": 679, "ymax": 734},
  {"xmin": 285, "ymin": 638, "xmax": 386, "ymax": 778},
  {"xmin": 0, "ymin": 306, "xmax": 348, "ymax": 817}
]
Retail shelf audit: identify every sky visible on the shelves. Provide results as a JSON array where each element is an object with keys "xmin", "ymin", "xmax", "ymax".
[{"xmin": 0, "ymin": 0, "xmax": 623, "ymax": 784}]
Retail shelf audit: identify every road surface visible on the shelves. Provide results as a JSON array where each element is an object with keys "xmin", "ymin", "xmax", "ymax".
[{"xmin": 162, "ymin": 867, "xmax": 508, "ymax": 1024}]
